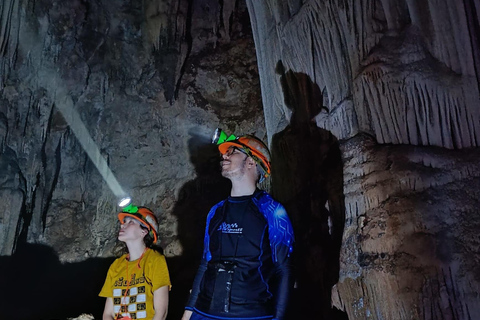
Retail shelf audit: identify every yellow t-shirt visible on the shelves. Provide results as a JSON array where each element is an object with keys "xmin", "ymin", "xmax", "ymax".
[{"xmin": 99, "ymin": 249, "xmax": 171, "ymax": 320}]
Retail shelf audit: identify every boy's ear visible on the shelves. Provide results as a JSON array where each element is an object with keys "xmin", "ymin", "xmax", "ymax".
[{"xmin": 247, "ymin": 157, "xmax": 256, "ymax": 168}]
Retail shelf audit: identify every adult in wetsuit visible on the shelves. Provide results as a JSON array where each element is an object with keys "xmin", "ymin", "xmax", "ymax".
[{"xmin": 182, "ymin": 133, "xmax": 294, "ymax": 320}]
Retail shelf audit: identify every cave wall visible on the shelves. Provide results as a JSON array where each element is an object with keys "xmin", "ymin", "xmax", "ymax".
[
  {"xmin": 0, "ymin": 0, "xmax": 263, "ymax": 318},
  {"xmin": 246, "ymin": 0, "xmax": 480, "ymax": 319},
  {"xmin": 1, "ymin": 0, "xmax": 480, "ymax": 319},
  {"xmin": 0, "ymin": 0, "xmax": 261, "ymax": 257},
  {"xmin": 0, "ymin": 0, "xmax": 266, "ymax": 319}
]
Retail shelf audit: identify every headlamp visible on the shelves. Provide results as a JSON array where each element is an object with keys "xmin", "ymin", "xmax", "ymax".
[
  {"xmin": 212, "ymin": 128, "xmax": 237, "ymax": 145},
  {"xmin": 118, "ymin": 197, "xmax": 132, "ymax": 207},
  {"xmin": 122, "ymin": 204, "xmax": 139, "ymax": 213},
  {"xmin": 118, "ymin": 197, "xmax": 138, "ymax": 213}
]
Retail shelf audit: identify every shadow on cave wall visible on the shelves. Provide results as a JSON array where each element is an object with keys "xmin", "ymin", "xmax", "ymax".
[
  {"xmin": 0, "ymin": 242, "xmax": 114, "ymax": 320},
  {"xmin": 271, "ymin": 62, "xmax": 348, "ymax": 320},
  {"xmin": 167, "ymin": 132, "xmax": 231, "ymax": 320}
]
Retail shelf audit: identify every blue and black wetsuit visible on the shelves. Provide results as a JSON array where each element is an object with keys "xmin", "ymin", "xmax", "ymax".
[{"xmin": 186, "ymin": 190, "xmax": 294, "ymax": 320}]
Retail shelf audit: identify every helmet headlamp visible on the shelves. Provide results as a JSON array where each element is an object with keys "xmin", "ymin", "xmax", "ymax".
[
  {"xmin": 212, "ymin": 128, "xmax": 272, "ymax": 182},
  {"xmin": 212, "ymin": 128, "xmax": 237, "ymax": 145},
  {"xmin": 117, "ymin": 198, "xmax": 159, "ymax": 243},
  {"xmin": 118, "ymin": 197, "xmax": 139, "ymax": 214},
  {"xmin": 121, "ymin": 204, "xmax": 139, "ymax": 214},
  {"xmin": 118, "ymin": 197, "xmax": 132, "ymax": 208}
]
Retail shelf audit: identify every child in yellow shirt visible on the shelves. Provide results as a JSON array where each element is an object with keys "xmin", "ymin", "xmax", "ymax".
[{"xmin": 100, "ymin": 206, "xmax": 171, "ymax": 320}]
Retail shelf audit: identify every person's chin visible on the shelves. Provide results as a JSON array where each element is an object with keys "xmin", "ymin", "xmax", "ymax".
[{"xmin": 221, "ymin": 169, "xmax": 232, "ymax": 178}]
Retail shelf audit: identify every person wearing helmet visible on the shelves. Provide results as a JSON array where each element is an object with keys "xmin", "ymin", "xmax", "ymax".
[
  {"xmin": 99, "ymin": 206, "xmax": 171, "ymax": 320},
  {"xmin": 182, "ymin": 131, "xmax": 294, "ymax": 320}
]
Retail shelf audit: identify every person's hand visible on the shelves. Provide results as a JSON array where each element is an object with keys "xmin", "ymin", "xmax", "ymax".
[{"xmin": 181, "ymin": 310, "xmax": 193, "ymax": 320}]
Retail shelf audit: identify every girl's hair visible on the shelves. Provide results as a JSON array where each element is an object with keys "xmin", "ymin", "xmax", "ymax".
[{"xmin": 141, "ymin": 225, "xmax": 155, "ymax": 248}]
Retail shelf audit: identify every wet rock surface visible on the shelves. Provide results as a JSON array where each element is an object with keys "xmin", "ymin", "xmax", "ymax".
[{"xmin": 1, "ymin": 0, "xmax": 480, "ymax": 319}]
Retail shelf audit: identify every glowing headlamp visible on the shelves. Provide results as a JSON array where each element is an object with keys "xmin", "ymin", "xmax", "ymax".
[
  {"xmin": 118, "ymin": 197, "xmax": 132, "ymax": 207},
  {"xmin": 212, "ymin": 128, "xmax": 237, "ymax": 145},
  {"xmin": 118, "ymin": 197, "xmax": 138, "ymax": 213}
]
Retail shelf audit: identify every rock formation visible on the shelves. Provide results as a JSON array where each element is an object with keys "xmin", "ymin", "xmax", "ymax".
[
  {"xmin": 247, "ymin": 0, "xmax": 480, "ymax": 319},
  {"xmin": 1, "ymin": 0, "xmax": 479, "ymax": 319}
]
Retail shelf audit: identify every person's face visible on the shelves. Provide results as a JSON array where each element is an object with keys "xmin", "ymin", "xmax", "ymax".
[
  {"xmin": 220, "ymin": 146, "xmax": 249, "ymax": 179},
  {"xmin": 118, "ymin": 217, "xmax": 148, "ymax": 242}
]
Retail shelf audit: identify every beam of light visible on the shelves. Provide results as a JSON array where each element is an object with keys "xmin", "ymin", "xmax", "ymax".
[{"xmin": 54, "ymin": 89, "xmax": 128, "ymax": 201}]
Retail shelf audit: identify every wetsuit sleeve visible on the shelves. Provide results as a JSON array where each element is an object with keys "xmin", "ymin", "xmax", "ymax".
[
  {"xmin": 257, "ymin": 193, "xmax": 294, "ymax": 320},
  {"xmin": 186, "ymin": 201, "xmax": 222, "ymax": 310},
  {"xmin": 185, "ymin": 258, "xmax": 207, "ymax": 310},
  {"xmin": 273, "ymin": 255, "xmax": 293, "ymax": 320}
]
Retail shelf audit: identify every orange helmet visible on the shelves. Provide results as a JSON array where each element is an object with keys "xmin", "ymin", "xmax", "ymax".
[
  {"xmin": 118, "ymin": 206, "xmax": 159, "ymax": 243},
  {"xmin": 218, "ymin": 134, "xmax": 272, "ymax": 180}
]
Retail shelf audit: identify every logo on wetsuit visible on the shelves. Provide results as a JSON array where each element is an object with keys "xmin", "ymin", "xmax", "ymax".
[{"xmin": 218, "ymin": 222, "xmax": 243, "ymax": 234}]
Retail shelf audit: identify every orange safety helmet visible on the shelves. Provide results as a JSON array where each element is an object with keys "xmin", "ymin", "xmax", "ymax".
[
  {"xmin": 218, "ymin": 134, "xmax": 272, "ymax": 180},
  {"xmin": 118, "ymin": 206, "xmax": 159, "ymax": 243}
]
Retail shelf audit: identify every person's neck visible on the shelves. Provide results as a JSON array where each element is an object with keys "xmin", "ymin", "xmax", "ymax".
[
  {"xmin": 230, "ymin": 179, "xmax": 257, "ymax": 197},
  {"xmin": 125, "ymin": 241, "xmax": 147, "ymax": 261}
]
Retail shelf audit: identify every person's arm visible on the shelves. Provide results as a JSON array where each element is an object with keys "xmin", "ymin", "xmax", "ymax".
[
  {"xmin": 183, "ymin": 201, "xmax": 222, "ymax": 318},
  {"xmin": 181, "ymin": 259, "xmax": 207, "ymax": 320},
  {"xmin": 272, "ymin": 256, "xmax": 294, "ymax": 320},
  {"xmin": 261, "ymin": 197, "xmax": 294, "ymax": 320},
  {"xmin": 185, "ymin": 258, "xmax": 208, "ymax": 310},
  {"xmin": 102, "ymin": 297, "xmax": 115, "ymax": 320},
  {"xmin": 152, "ymin": 285, "xmax": 169, "ymax": 320},
  {"xmin": 181, "ymin": 309, "xmax": 193, "ymax": 320}
]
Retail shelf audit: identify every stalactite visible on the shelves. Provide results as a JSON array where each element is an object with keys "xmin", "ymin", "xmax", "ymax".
[
  {"xmin": 144, "ymin": 0, "xmax": 170, "ymax": 50},
  {"xmin": 0, "ymin": 148, "xmax": 24, "ymax": 255},
  {"xmin": 221, "ymin": 0, "xmax": 237, "ymax": 42},
  {"xmin": 248, "ymin": 0, "xmax": 480, "ymax": 147},
  {"xmin": 0, "ymin": 0, "xmax": 20, "ymax": 86}
]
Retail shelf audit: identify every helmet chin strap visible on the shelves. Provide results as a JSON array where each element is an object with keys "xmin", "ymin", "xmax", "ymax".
[{"xmin": 119, "ymin": 247, "xmax": 148, "ymax": 320}]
